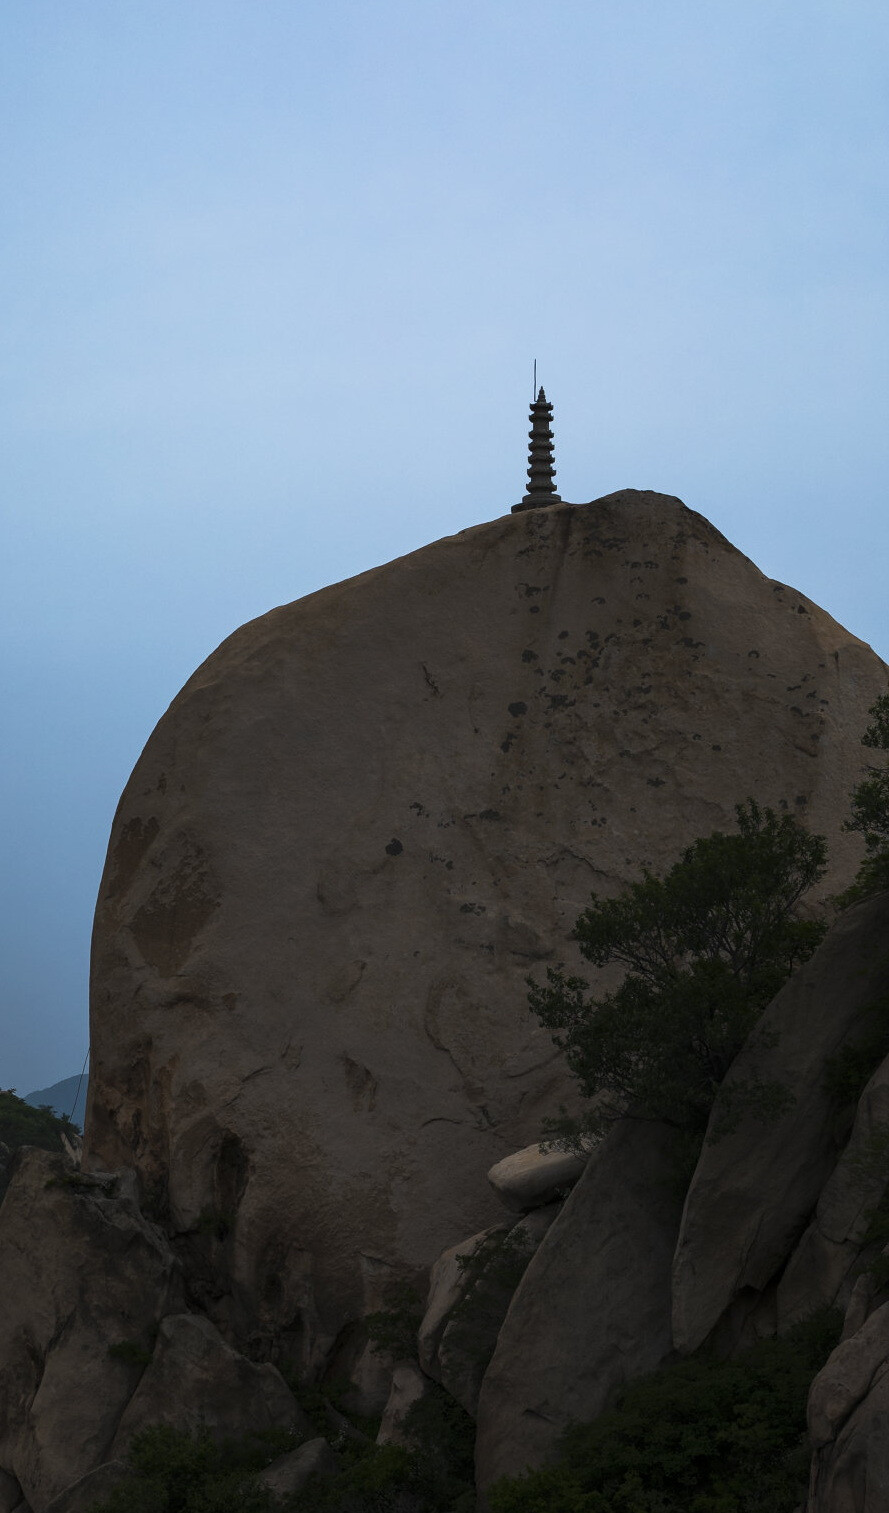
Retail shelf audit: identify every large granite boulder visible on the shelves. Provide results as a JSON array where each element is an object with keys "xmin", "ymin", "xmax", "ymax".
[
  {"xmin": 86, "ymin": 491, "xmax": 887, "ymax": 1373},
  {"xmin": 672, "ymin": 892, "xmax": 889, "ymax": 1355}
]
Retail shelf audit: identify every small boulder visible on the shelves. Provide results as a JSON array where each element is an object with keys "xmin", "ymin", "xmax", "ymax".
[
  {"xmin": 486, "ymin": 1144, "xmax": 588, "ymax": 1212},
  {"xmin": 110, "ymin": 1313, "xmax": 308, "ymax": 1453},
  {"xmin": 377, "ymin": 1363, "xmax": 433, "ymax": 1447},
  {"xmin": 257, "ymin": 1438, "xmax": 339, "ymax": 1501}
]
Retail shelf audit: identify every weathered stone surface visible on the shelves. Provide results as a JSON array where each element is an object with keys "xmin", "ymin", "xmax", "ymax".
[
  {"xmin": 778, "ymin": 1049, "xmax": 889, "ymax": 1331},
  {"xmin": 672, "ymin": 892, "xmax": 889, "ymax": 1356},
  {"xmin": 486, "ymin": 1144, "xmax": 588, "ymax": 1212},
  {"xmin": 475, "ymin": 1119, "xmax": 685, "ymax": 1487},
  {"xmin": 44, "ymin": 1463, "xmax": 128, "ymax": 1513},
  {"xmin": 377, "ymin": 1363, "xmax": 433, "ymax": 1448},
  {"xmin": 257, "ymin": 1438, "xmax": 338, "ymax": 1500},
  {"xmin": 86, "ymin": 492, "xmax": 887, "ymax": 1368},
  {"xmin": 0, "ymin": 1149, "xmax": 181, "ymax": 1511},
  {"xmin": 110, "ymin": 1313, "xmax": 307, "ymax": 1454},
  {"xmin": 808, "ymin": 1302, "xmax": 889, "ymax": 1510}
]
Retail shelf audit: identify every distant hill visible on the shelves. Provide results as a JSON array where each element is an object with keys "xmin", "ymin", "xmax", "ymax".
[{"xmin": 24, "ymin": 1075, "xmax": 87, "ymax": 1130}]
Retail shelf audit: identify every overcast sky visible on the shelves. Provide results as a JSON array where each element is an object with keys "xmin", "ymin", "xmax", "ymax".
[{"xmin": 2, "ymin": 0, "xmax": 888, "ymax": 1095}]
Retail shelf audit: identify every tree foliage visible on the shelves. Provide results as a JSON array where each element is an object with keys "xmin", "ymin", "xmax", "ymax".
[
  {"xmin": 488, "ymin": 1309, "xmax": 841, "ymax": 1513},
  {"xmin": 530, "ymin": 801, "xmax": 827, "ymax": 1144},
  {"xmin": 0, "ymin": 1088, "xmax": 79, "ymax": 1199},
  {"xmin": 844, "ymin": 692, "xmax": 889, "ymax": 899}
]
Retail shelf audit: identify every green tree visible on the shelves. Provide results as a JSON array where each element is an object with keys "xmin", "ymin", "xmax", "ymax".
[
  {"xmin": 0, "ymin": 1088, "xmax": 79, "ymax": 1198},
  {"xmin": 845, "ymin": 692, "xmax": 889, "ymax": 899},
  {"xmin": 488, "ymin": 1309, "xmax": 841, "ymax": 1513},
  {"xmin": 529, "ymin": 801, "xmax": 827, "ymax": 1147}
]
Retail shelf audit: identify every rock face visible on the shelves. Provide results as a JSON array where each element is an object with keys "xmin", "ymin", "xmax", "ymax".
[{"xmin": 86, "ymin": 492, "xmax": 886, "ymax": 1373}]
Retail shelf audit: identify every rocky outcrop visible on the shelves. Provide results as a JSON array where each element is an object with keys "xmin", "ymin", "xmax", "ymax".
[
  {"xmin": 257, "ymin": 1438, "xmax": 339, "ymax": 1501},
  {"xmin": 808, "ymin": 1299, "xmax": 889, "ymax": 1510},
  {"xmin": 0, "ymin": 1149, "xmax": 181, "ymax": 1509},
  {"xmin": 86, "ymin": 491, "xmax": 886, "ymax": 1379},
  {"xmin": 0, "ymin": 1149, "xmax": 307, "ymax": 1512},
  {"xmin": 778, "ymin": 1049, "xmax": 889, "ymax": 1331},
  {"xmin": 672, "ymin": 892, "xmax": 889, "ymax": 1356},
  {"xmin": 475, "ymin": 1118, "xmax": 685, "ymax": 1488},
  {"xmin": 108, "ymin": 1312, "xmax": 306, "ymax": 1453}
]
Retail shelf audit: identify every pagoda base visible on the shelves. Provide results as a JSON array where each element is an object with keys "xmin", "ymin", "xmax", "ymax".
[{"xmin": 512, "ymin": 494, "xmax": 563, "ymax": 513}]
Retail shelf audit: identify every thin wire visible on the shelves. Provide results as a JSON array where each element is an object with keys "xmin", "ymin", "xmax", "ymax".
[
  {"xmin": 533, "ymin": 358, "xmax": 537, "ymax": 398},
  {"xmin": 67, "ymin": 1046, "xmax": 90, "ymax": 1126}
]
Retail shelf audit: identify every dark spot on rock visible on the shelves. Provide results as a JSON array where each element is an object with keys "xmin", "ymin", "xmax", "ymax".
[
  {"xmin": 385, "ymin": 839, "xmax": 403, "ymax": 856},
  {"xmin": 797, "ymin": 604, "xmax": 809, "ymax": 614},
  {"xmin": 478, "ymin": 809, "xmax": 502, "ymax": 822},
  {"xmin": 646, "ymin": 777, "xmax": 666, "ymax": 787},
  {"xmin": 508, "ymin": 702, "xmax": 528, "ymax": 717},
  {"xmin": 795, "ymin": 794, "xmax": 808, "ymax": 806},
  {"xmin": 675, "ymin": 576, "xmax": 688, "ymax": 584},
  {"xmin": 711, "ymin": 744, "xmax": 722, "ymax": 752},
  {"xmin": 678, "ymin": 611, "xmax": 691, "ymax": 621},
  {"xmin": 521, "ymin": 649, "xmax": 538, "ymax": 662},
  {"xmin": 558, "ymin": 630, "xmax": 569, "ymax": 639},
  {"xmin": 748, "ymin": 650, "xmax": 760, "ymax": 658},
  {"xmin": 529, "ymin": 605, "xmax": 540, "ymax": 614}
]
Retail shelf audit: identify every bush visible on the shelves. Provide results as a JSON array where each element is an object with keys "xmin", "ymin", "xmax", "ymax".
[
  {"xmin": 529, "ymin": 800, "xmax": 826, "ymax": 1146},
  {"xmin": 286, "ymin": 1381, "xmax": 476, "ymax": 1513},
  {"xmin": 488, "ymin": 1310, "xmax": 842, "ymax": 1513},
  {"xmin": 0, "ymin": 1088, "xmax": 80, "ymax": 1199},
  {"xmin": 86, "ymin": 1424, "xmax": 297, "ymax": 1513}
]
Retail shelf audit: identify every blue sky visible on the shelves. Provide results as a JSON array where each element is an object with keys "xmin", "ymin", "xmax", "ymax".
[{"xmin": 2, "ymin": 0, "xmax": 888, "ymax": 1093}]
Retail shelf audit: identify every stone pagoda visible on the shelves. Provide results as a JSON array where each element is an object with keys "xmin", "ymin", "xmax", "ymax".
[{"xmin": 512, "ymin": 386, "xmax": 562, "ymax": 512}]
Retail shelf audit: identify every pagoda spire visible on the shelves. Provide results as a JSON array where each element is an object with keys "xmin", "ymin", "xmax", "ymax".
[{"xmin": 512, "ymin": 386, "xmax": 562, "ymax": 513}]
